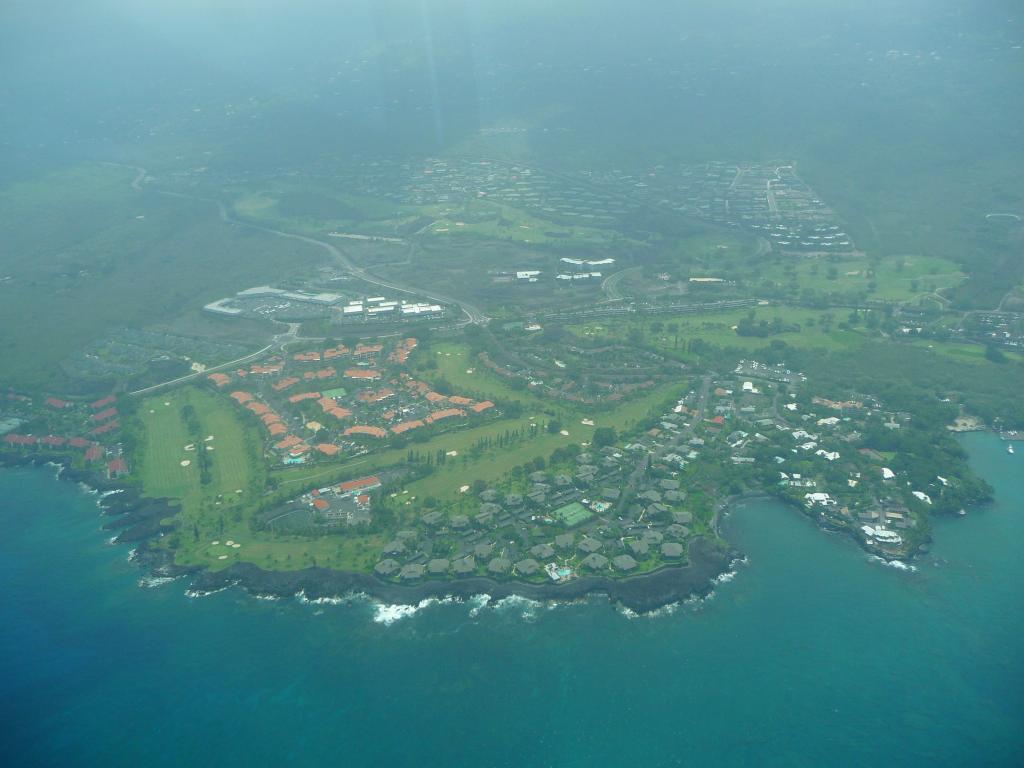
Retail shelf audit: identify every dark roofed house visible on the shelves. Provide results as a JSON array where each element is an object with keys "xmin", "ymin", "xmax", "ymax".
[
  {"xmin": 578, "ymin": 536, "xmax": 602, "ymax": 554},
  {"xmin": 529, "ymin": 470, "xmax": 548, "ymax": 483},
  {"xmin": 664, "ymin": 490, "xmax": 685, "ymax": 503},
  {"xmin": 374, "ymin": 559, "xmax": 400, "ymax": 577},
  {"xmin": 672, "ymin": 510, "xmax": 694, "ymax": 525},
  {"xmin": 504, "ymin": 493, "xmax": 524, "ymax": 507},
  {"xmin": 531, "ymin": 543, "xmax": 555, "ymax": 559},
  {"xmin": 428, "ymin": 558, "xmax": 450, "ymax": 575},
  {"xmin": 421, "ymin": 510, "xmax": 444, "ymax": 527},
  {"xmin": 612, "ymin": 554, "xmax": 638, "ymax": 572},
  {"xmin": 581, "ymin": 553, "xmax": 609, "ymax": 570},
  {"xmin": 514, "ymin": 558, "xmax": 540, "ymax": 576},
  {"xmin": 479, "ymin": 501, "xmax": 503, "ymax": 517},
  {"xmin": 383, "ymin": 540, "xmax": 406, "ymax": 555},
  {"xmin": 661, "ymin": 542, "xmax": 685, "ymax": 558},
  {"xmin": 399, "ymin": 564, "xmax": 425, "ymax": 581},
  {"xmin": 628, "ymin": 539, "xmax": 649, "ymax": 556},
  {"xmin": 453, "ymin": 555, "xmax": 476, "ymax": 575},
  {"xmin": 487, "ymin": 557, "xmax": 511, "ymax": 575},
  {"xmin": 554, "ymin": 474, "xmax": 573, "ymax": 487},
  {"xmin": 450, "ymin": 514, "xmax": 470, "ymax": 529},
  {"xmin": 659, "ymin": 479, "xmax": 680, "ymax": 491},
  {"xmin": 602, "ymin": 488, "xmax": 621, "ymax": 502},
  {"xmin": 642, "ymin": 530, "xmax": 664, "ymax": 545},
  {"xmin": 479, "ymin": 489, "xmax": 500, "ymax": 502},
  {"xmin": 473, "ymin": 542, "xmax": 495, "ymax": 558},
  {"xmin": 554, "ymin": 533, "xmax": 575, "ymax": 550},
  {"xmin": 666, "ymin": 524, "xmax": 691, "ymax": 539}
]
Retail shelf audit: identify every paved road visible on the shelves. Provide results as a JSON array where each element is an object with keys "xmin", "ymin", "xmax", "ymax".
[
  {"xmin": 601, "ymin": 266, "xmax": 642, "ymax": 301},
  {"xmin": 129, "ymin": 343, "xmax": 274, "ymax": 396}
]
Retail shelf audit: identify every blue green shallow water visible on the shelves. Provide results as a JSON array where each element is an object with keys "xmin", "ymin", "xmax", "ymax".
[{"xmin": 1, "ymin": 433, "xmax": 1021, "ymax": 767}]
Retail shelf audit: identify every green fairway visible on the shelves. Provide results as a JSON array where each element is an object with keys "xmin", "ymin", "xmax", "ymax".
[
  {"xmin": 572, "ymin": 304, "xmax": 870, "ymax": 354},
  {"xmin": 136, "ymin": 387, "xmax": 266, "ymax": 567},
  {"xmin": 907, "ymin": 339, "xmax": 1024, "ymax": 365},
  {"xmin": 425, "ymin": 343, "xmax": 548, "ymax": 406}
]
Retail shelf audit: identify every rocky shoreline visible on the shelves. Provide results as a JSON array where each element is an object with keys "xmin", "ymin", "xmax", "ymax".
[
  {"xmin": 1, "ymin": 450, "xmax": 739, "ymax": 613},
  {"xmin": 185, "ymin": 536, "xmax": 737, "ymax": 613}
]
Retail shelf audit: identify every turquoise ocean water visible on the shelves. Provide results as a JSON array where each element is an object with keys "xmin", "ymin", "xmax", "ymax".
[{"xmin": 1, "ymin": 432, "xmax": 1021, "ymax": 767}]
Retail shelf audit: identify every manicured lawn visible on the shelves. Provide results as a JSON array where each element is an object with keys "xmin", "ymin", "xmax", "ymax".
[
  {"xmin": 572, "ymin": 304, "xmax": 870, "ymax": 353},
  {"xmin": 758, "ymin": 253, "xmax": 965, "ymax": 302},
  {"xmin": 907, "ymin": 339, "xmax": 1024, "ymax": 365},
  {"xmin": 426, "ymin": 343, "xmax": 548, "ymax": 407},
  {"xmin": 136, "ymin": 387, "xmax": 267, "ymax": 568}
]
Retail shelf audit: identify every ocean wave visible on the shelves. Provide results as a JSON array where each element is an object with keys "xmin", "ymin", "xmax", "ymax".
[
  {"xmin": 294, "ymin": 590, "xmax": 371, "ymax": 606},
  {"xmin": 618, "ymin": 601, "xmax": 680, "ymax": 620},
  {"xmin": 138, "ymin": 576, "xmax": 176, "ymax": 588},
  {"xmin": 491, "ymin": 594, "xmax": 543, "ymax": 621},
  {"xmin": 467, "ymin": 593, "xmax": 492, "ymax": 617},
  {"xmin": 185, "ymin": 585, "xmax": 230, "ymax": 598},
  {"xmin": 869, "ymin": 555, "xmax": 917, "ymax": 572},
  {"xmin": 371, "ymin": 601, "xmax": 423, "ymax": 625}
]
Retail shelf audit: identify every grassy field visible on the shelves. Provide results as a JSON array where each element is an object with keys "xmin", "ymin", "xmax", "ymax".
[
  {"xmin": 230, "ymin": 181, "xmax": 418, "ymax": 237},
  {"xmin": 423, "ymin": 198, "xmax": 628, "ymax": 246},
  {"xmin": 138, "ymin": 387, "xmax": 263, "ymax": 506},
  {"xmin": 757, "ymin": 253, "xmax": 965, "ymax": 303},
  {"xmin": 137, "ymin": 387, "xmax": 267, "ymax": 569},
  {"xmin": 425, "ymin": 342, "xmax": 551, "ymax": 407},
  {"xmin": 572, "ymin": 304, "xmax": 870, "ymax": 355},
  {"xmin": 907, "ymin": 339, "xmax": 1024, "ymax": 365}
]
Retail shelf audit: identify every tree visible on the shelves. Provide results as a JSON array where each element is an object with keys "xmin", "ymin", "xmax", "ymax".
[
  {"xmin": 547, "ymin": 419, "xmax": 562, "ymax": 434},
  {"xmin": 592, "ymin": 426, "xmax": 618, "ymax": 448}
]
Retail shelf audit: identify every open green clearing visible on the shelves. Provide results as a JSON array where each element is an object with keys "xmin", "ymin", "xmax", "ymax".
[
  {"xmin": 230, "ymin": 181, "xmax": 418, "ymax": 237},
  {"xmin": 138, "ymin": 387, "xmax": 263, "ymax": 510},
  {"xmin": 424, "ymin": 198, "xmax": 629, "ymax": 246},
  {"xmin": 907, "ymin": 339, "xmax": 1024, "ymax": 365},
  {"xmin": 572, "ymin": 304, "xmax": 871, "ymax": 355},
  {"xmin": 758, "ymin": 253, "xmax": 965, "ymax": 303},
  {"xmin": 424, "ymin": 342, "xmax": 549, "ymax": 407}
]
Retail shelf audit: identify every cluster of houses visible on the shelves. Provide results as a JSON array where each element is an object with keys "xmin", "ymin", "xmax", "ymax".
[
  {"xmin": 209, "ymin": 339, "xmax": 497, "ymax": 465},
  {"xmin": 570, "ymin": 161, "xmax": 852, "ymax": 251},
  {"xmin": 367, "ymin": 444, "xmax": 697, "ymax": 584},
  {"xmin": 0, "ymin": 392, "xmax": 127, "ymax": 478}
]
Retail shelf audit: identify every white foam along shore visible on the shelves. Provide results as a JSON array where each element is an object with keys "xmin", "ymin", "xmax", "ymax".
[{"xmin": 869, "ymin": 555, "xmax": 917, "ymax": 572}]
